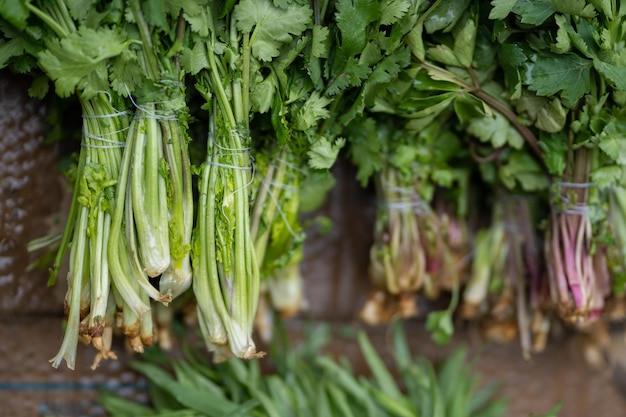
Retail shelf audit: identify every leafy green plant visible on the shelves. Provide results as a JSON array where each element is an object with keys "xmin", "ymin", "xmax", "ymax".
[{"xmin": 101, "ymin": 322, "xmax": 554, "ymax": 417}]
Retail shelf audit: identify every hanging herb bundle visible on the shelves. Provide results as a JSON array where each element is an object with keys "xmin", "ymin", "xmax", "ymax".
[
  {"xmin": 181, "ymin": 0, "xmax": 331, "ymax": 360},
  {"xmin": 348, "ymin": 112, "xmax": 469, "ymax": 330},
  {"xmin": 490, "ymin": 0, "xmax": 626, "ymax": 326},
  {"xmin": 0, "ymin": 0, "xmax": 148, "ymax": 369}
]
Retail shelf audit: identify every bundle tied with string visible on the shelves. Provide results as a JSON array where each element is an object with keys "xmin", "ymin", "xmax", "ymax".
[
  {"xmin": 101, "ymin": 81, "xmax": 193, "ymax": 361},
  {"xmin": 545, "ymin": 180, "xmax": 610, "ymax": 326},
  {"xmin": 128, "ymin": 81, "xmax": 192, "ymax": 297},
  {"xmin": 49, "ymin": 92, "xmax": 133, "ymax": 370},
  {"xmin": 360, "ymin": 164, "xmax": 438, "ymax": 325},
  {"xmin": 193, "ymin": 124, "xmax": 263, "ymax": 361}
]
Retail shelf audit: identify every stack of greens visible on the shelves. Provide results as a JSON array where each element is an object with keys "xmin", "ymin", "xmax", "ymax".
[{"xmin": 477, "ymin": 0, "xmax": 626, "ymax": 349}]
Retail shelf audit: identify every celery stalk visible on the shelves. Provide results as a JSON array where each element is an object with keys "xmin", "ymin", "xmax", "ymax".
[
  {"xmin": 159, "ymin": 111, "xmax": 194, "ymax": 299},
  {"xmin": 50, "ymin": 206, "xmax": 89, "ymax": 370},
  {"xmin": 193, "ymin": 139, "xmax": 228, "ymax": 348},
  {"xmin": 108, "ymin": 117, "xmax": 152, "ymax": 316},
  {"xmin": 131, "ymin": 104, "xmax": 170, "ymax": 277}
]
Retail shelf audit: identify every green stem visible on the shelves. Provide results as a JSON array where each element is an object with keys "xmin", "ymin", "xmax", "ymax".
[
  {"xmin": 160, "ymin": 114, "xmax": 193, "ymax": 298},
  {"xmin": 416, "ymin": 0, "xmax": 445, "ymax": 26},
  {"xmin": 131, "ymin": 104, "xmax": 170, "ymax": 276},
  {"xmin": 107, "ymin": 118, "xmax": 151, "ymax": 316},
  {"xmin": 49, "ymin": 148, "xmax": 84, "ymax": 285},
  {"xmin": 26, "ymin": 4, "xmax": 69, "ymax": 38},
  {"xmin": 241, "ymin": 31, "xmax": 251, "ymax": 127},
  {"xmin": 125, "ymin": 171, "xmax": 171, "ymax": 304},
  {"xmin": 128, "ymin": 0, "xmax": 160, "ymax": 81},
  {"xmin": 194, "ymin": 141, "xmax": 228, "ymax": 346},
  {"xmin": 420, "ymin": 62, "xmax": 544, "ymax": 164},
  {"xmin": 50, "ymin": 206, "xmax": 89, "ymax": 370}
]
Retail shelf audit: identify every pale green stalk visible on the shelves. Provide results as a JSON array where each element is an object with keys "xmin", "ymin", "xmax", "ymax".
[
  {"xmin": 108, "ymin": 117, "xmax": 152, "ymax": 316},
  {"xmin": 81, "ymin": 95, "xmax": 126, "ymax": 346},
  {"xmin": 50, "ymin": 206, "xmax": 89, "ymax": 370},
  {"xmin": 91, "ymin": 292, "xmax": 119, "ymax": 370},
  {"xmin": 204, "ymin": 128, "xmax": 257, "ymax": 358},
  {"xmin": 122, "ymin": 295, "xmax": 143, "ymax": 353},
  {"xmin": 251, "ymin": 150, "xmax": 306, "ymax": 318},
  {"xmin": 191, "ymin": 11, "xmax": 261, "ymax": 358},
  {"xmin": 266, "ymin": 262, "xmax": 304, "ymax": 316},
  {"xmin": 371, "ymin": 166, "xmax": 425, "ymax": 295},
  {"xmin": 131, "ymin": 104, "xmax": 170, "ymax": 277},
  {"xmin": 139, "ymin": 289, "xmax": 154, "ymax": 348},
  {"xmin": 462, "ymin": 223, "xmax": 507, "ymax": 315},
  {"xmin": 127, "ymin": 0, "xmax": 192, "ymax": 297},
  {"xmin": 194, "ymin": 136, "xmax": 228, "ymax": 347},
  {"xmin": 124, "ymin": 163, "xmax": 171, "ymax": 304},
  {"xmin": 251, "ymin": 162, "xmax": 279, "ymax": 262},
  {"xmin": 159, "ymin": 113, "xmax": 193, "ymax": 299}
]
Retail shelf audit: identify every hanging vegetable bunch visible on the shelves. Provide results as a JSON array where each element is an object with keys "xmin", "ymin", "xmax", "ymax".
[
  {"xmin": 181, "ymin": 0, "xmax": 347, "ymax": 360},
  {"xmin": 490, "ymin": 0, "xmax": 626, "ymax": 328},
  {"xmin": 0, "ymin": 0, "xmax": 174, "ymax": 369},
  {"xmin": 343, "ymin": 0, "xmax": 540, "ymax": 346}
]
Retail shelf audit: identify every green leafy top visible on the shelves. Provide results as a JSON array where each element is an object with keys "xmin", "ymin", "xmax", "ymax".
[
  {"xmin": 38, "ymin": 26, "xmax": 130, "ymax": 98},
  {"xmin": 347, "ymin": 113, "xmax": 466, "ymax": 205},
  {"xmin": 492, "ymin": 0, "xmax": 626, "ymax": 195},
  {"xmin": 0, "ymin": 0, "xmax": 130, "ymax": 99},
  {"xmin": 234, "ymin": 0, "xmax": 312, "ymax": 61},
  {"xmin": 321, "ymin": 0, "xmax": 422, "ymax": 125}
]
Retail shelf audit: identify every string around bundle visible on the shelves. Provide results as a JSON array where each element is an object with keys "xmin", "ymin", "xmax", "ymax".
[
  {"xmin": 205, "ymin": 148, "xmax": 256, "ymax": 209},
  {"xmin": 551, "ymin": 181, "xmax": 597, "ymax": 216},
  {"xmin": 260, "ymin": 160, "xmax": 304, "ymax": 193},
  {"xmin": 562, "ymin": 203, "xmax": 592, "ymax": 216},
  {"xmin": 81, "ymin": 129, "xmax": 128, "ymax": 149},
  {"xmin": 274, "ymin": 157, "xmax": 307, "ymax": 176},
  {"xmin": 82, "ymin": 109, "xmax": 131, "ymax": 120},
  {"xmin": 555, "ymin": 181, "xmax": 596, "ymax": 189},
  {"xmin": 210, "ymin": 134, "xmax": 251, "ymax": 153},
  {"xmin": 261, "ymin": 177, "xmax": 299, "ymax": 192},
  {"xmin": 378, "ymin": 178, "xmax": 429, "ymax": 215},
  {"xmin": 205, "ymin": 157, "xmax": 253, "ymax": 171},
  {"xmin": 262, "ymin": 177, "xmax": 302, "ymax": 241},
  {"xmin": 384, "ymin": 198, "xmax": 430, "ymax": 215}
]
